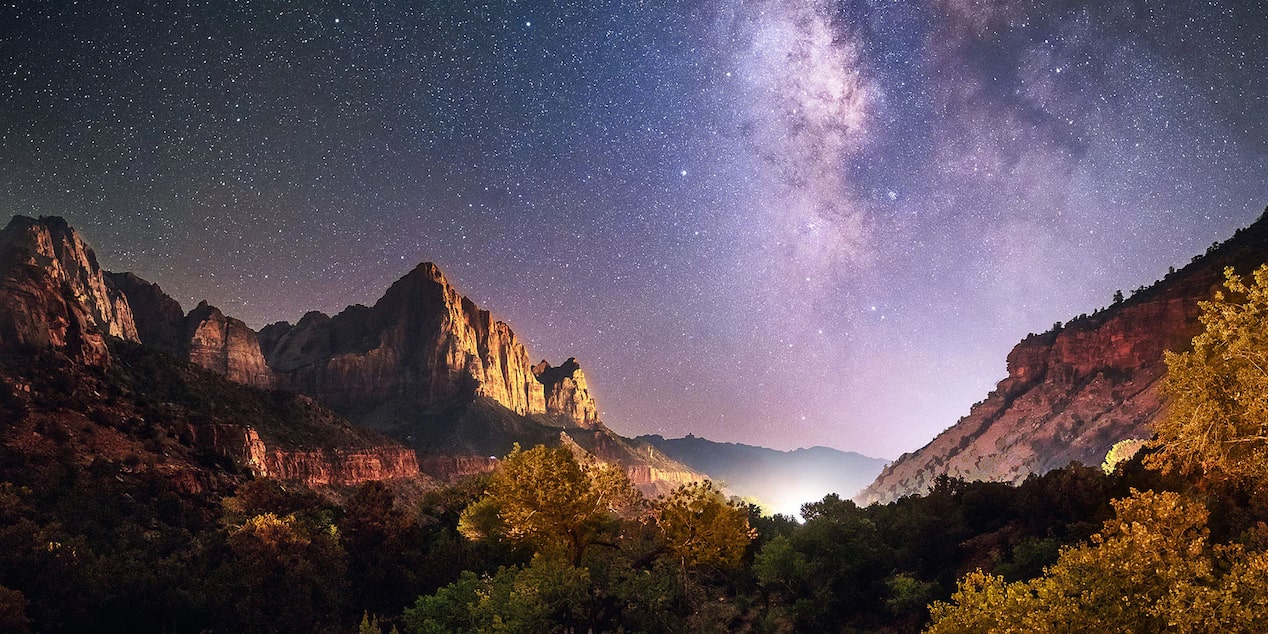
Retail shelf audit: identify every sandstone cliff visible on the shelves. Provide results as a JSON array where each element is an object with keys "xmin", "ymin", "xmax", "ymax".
[
  {"xmin": 0, "ymin": 217, "xmax": 699, "ymax": 494},
  {"xmin": 857, "ymin": 210, "xmax": 1268, "ymax": 504},
  {"xmin": 105, "ymin": 271, "xmax": 186, "ymax": 354},
  {"xmin": 182, "ymin": 423, "xmax": 422, "ymax": 487},
  {"xmin": 106, "ymin": 272, "xmax": 275, "ymax": 388},
  {"xmin": 184, "ymin": 301, "xmax": 275, "ymax": 388},
  {"xmin": 257, "ymin": 263, "xmax": 701, "ymax": 491},
  {"xmin": 533, "ymin": 358, "xmax": 601, "ymax": 428},
  {"xmin": 0, "ymin": 216, "xmax": 138, "ymax": 365},
  {"xmin": 261, "ymin": 263, "xmax": 547, "ymax": 416}
]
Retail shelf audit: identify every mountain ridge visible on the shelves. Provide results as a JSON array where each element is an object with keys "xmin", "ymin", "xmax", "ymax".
[
  {"xmin": 857, "ymin": 208, "xmax": 1268, "ymax": 504},
  {"xmin": 0, "ymin": 215, "xmax": 702, "ymax": 495}
]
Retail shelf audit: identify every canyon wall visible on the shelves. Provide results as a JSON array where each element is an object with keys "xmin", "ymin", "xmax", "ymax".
[
  {"xmin": 858, "ymin": 211, "xmax": 1268, "ymax": 504},
  {"xmin": 260, "ymin": 263, "xmax": 548, "ymax": 416},
  {"xmin": 533, "ymin": 358, "xmax": 601, "ymax": 428},
  {"xmin": 182, "ymin": 423, "xmax": 421, "ymax": 487}
]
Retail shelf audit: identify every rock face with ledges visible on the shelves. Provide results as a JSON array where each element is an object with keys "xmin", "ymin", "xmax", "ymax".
[
  {"xmin": 181, "ymin": 424, "xmax": 422, "ymax": 486},
  {"xmin": 857, "ymin": 210, "xmax": 1268, "ymax": 505},
  {"xmin": 184, "ymin": 301, "xmax": 275, "ymax": 388},
  {"xmin": 261, "ymin": 262, "xmax": 547, "ymax": 416},
  {"xmin": 0, "ymin": 216, "xmax": 704, "ymax": 495},
  {"xmin": 105, "ymin": 271, "xmax": 186, "ymax": 354},
  {"xmin": 0, "ymin": 216, "xmax": 138, "ymax": 365},
  {"xmin": 533, "ymin": 358, "xmax": 601, "ymax": 428},
  {"xmin": 107, "ymin": 272, "xmax": 274, "ymax": 388}
]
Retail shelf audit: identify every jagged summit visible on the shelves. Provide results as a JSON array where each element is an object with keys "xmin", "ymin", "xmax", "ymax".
[
  {"xmin": 0, "ymin": 214, "xmax": 703, "ymax": 493},
  {"xmin": 533, "ymin": 358, "xmax": 601, "ymax": 429},
  {"xmin": 0, "ymin": 215, "xmax": 138, "ymax": 365},
  {"xmin": 858, "ymin": 207, "xmax": 1268, "ymax": 504}
]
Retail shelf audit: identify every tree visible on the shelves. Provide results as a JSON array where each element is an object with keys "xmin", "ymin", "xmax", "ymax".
[
  {"xmin": 215, "ymin": 512, "xmax": 348, "ymax": 632},
  {"xmin": 755, "ymin": 494, "xmax": 891, "ymax": 631},
  {"xmin": 458, "ymin": 444, "xmax": 641, "ymax": 565},
  {"xmin": 926, "ymin": 489, "xmax": 1268, "ymax": 633},
  {"xmin": 1150, "ymin": 265, "xmax": 1268, "ymax": 483},
  {"xmin": 401, "ymin": 555, "xmax": 593, "ymax": 634},
  {"xmin": 654, "ymin": 481, "xmax": 755, "ymax": 571}
]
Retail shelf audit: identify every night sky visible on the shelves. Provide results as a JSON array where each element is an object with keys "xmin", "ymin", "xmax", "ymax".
[{"xmin": 2, "ymin": 0, "xmax": 1265, "ymax": 458}]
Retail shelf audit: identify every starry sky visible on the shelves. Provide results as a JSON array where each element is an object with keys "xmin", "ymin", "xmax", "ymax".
[{"xmin": 2, "ymin": 0, "xmax": 1265, "ymax": 459}]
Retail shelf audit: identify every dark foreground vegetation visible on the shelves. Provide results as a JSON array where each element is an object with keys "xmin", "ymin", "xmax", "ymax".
[{"xmin": 5, "ymin": 265, "xmax": 1268, "ymax": 632}]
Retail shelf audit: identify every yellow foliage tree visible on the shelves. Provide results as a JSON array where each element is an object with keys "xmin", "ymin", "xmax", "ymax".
[
  {"xmin": 927, "ymin": 490, "xmax": 1268, "ymax": 633},
  {"xmin": 1150, "ymin": 265, "xmax": 1268, "ymax": 482},
  {"xmin": 458, "ymin": 444, "xmax": 641, "ymax": 565},
  {"xmin": 654, "ymin": 480, "xmax": 756, "ymax": 570}
]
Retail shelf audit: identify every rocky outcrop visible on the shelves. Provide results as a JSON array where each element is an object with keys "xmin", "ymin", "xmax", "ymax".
[
  {"xmin": 182, "ymin": 423, "xmax": 421, "ymax": 487},
  {"xmin": 0, "ymin": 216, "xmax": 138, "ymax": 365},
  {"xmin": 106, "ymin": 272, "xmax": 275, "ymax": 388},
  {"xmin": 857, "ymin": 210, "xmax": 1268, "ymax": 504},
  {"xmin": 262, "ymin": 263, "xmax": 547, "ymax": 416},
  {"xmin": 0, "ymin": 218, "xmax": 701, "ymax": 495},
  {"xmin": 533, "ymin": 358, "xmax": 600, "ymax": 428},
  {"xmin": 105, "ymin": 271, "xmax": 186, "ymax": 354},
  {"xmin": 184, "ymin": 301, "xmax": 274, "ymax": 388},
  {"xmin": 254, "ymin": 262, "xmax": 707, "ymax": 493}
]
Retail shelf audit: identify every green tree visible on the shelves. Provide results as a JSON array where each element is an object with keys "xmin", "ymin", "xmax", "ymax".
[
  {"xmin": 214, "ymin": 512, "xmax": 348, "ymax": 633},
  {"xmin": 402, "ymin": 555, "xmax": 593, "ymax": 634},
  {"xmin": 458, "ymin": 444, "xmax": 641, "ymax": 565},
  {"xmin": 755, "ymin": 494, "xmax": 891, "ymax": 631},
  {"xmin": 1150, "ymin": 265, "xmax": 1268, "ymax": 483}
]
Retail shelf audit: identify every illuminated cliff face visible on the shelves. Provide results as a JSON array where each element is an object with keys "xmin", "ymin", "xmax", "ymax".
[
  {"xmin": 859, "ymin": 211, "xmax": 1268, "ymax": 505},
  {"xmin": 0, "ymin": 215, "xmax": 139, "ymax": 366}
]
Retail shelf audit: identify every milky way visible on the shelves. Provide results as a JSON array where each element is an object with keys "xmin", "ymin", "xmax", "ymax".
[{"xmin": 1, "ymin": 0, "xmax": 1264, "ymax": 457}]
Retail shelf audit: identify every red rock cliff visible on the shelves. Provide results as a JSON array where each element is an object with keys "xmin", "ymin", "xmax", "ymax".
[
  {"xmin": 858, "ymin": 211, "xmax": 1268, "ymax": 504},
  {"xmin": 106, "ymin": 271, "xmax": 186, "ymax": 354},
  {"xmin": 185, "ymin": 301, "xmax": 275, "ymax": 388},
  {"xmin": 262, "ymin": 262, "xmax": 547, "ymax": 415},
  {"xmin": 0, "ymin": 216, "xmax": 138, "ymax": 365},
  {"xmin": 182, "ymin": 423, "xmax": 421, "ymax": 487}
]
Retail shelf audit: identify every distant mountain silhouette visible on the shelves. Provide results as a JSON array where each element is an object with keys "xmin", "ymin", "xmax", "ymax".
[{"xmin": 638, "ymin": 434, "xmax": 887, "ymax": 515}]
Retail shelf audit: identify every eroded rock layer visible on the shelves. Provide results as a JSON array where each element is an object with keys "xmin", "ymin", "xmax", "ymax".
[{"xmin": 533, "ymin": 358, "xmax": 601, "ymax": 428}]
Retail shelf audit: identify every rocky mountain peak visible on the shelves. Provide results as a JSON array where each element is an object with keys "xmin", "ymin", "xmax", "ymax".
[
  {"xmin": 182, "ymin": 301, "xmax": 274, "ymax": 388},
  {"xmin": 262, "ymin": 261, "xmax": 547, "ymax": 417},
  {"xmin": 0, "ymin": 215, "xmax": 138, "ymax": 364},
  {"xmin": 533, "ymin": 357, "xmax": 601, "ymax": 428}
]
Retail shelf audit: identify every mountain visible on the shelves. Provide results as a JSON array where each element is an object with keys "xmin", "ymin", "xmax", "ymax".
[
  {"xmin": 639, "ymin": 434, "xmax": 888, "ymax": 515},
  {"xmin": 0, "ymin": 216, "xmax": 422, "ymax": 493},
  {"xmin": 0, "ymin": 215, "xmax": 138, "ymax": 365},
  {"xmin": 858, "ymin": 209, "xmax": 1268, "ymax": 504},
  {"xmin": 0, "ymin": 215, "xmax": 699, "ymax": 495},
  {"xmin": 252, "ymin": 260, "xmax": 700, "ymax": 494}
]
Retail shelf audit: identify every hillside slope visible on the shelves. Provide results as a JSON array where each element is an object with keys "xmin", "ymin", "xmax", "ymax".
[{"xmin": 858, "ymin": 209, "xmax": 1268, "ymax": 504}]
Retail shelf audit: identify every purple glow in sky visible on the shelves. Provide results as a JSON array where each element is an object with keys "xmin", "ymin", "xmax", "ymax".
[{"xmin": 1, "ymin": 0, "xmax": 1264, "ymax": 458}]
